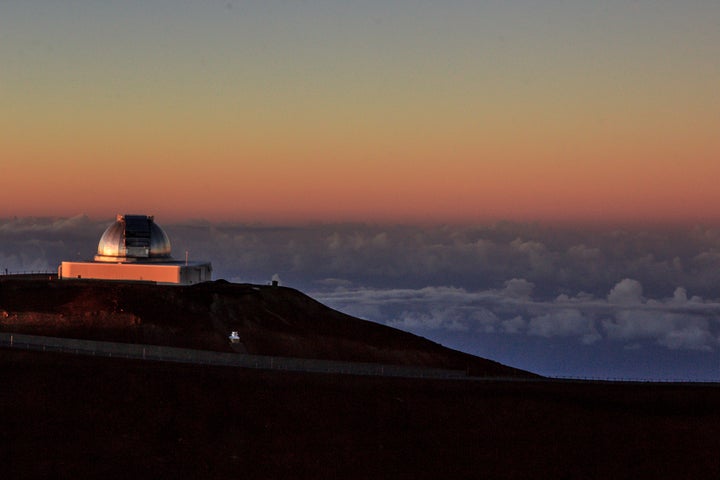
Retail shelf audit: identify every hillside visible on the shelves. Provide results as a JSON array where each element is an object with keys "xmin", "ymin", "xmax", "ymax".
[
  {"xmin": 2, "ymin": 276, "xmax": 720, "ymax": 478},
  {"xmin": 0, "ymin": 276, "xmax": 531, "ymax": 377}
]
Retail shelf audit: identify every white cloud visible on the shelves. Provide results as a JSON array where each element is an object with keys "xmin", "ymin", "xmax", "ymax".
[
  {"xmin": 501, "ymin": 316, "xmax": 526, "ymax": 334},
  {"xmin": 389, "ymin": 309, "xmax": 471, "ymax": 332},
  {"xmin": 0, "ymin": 214, "xmax": 97, "ymax": 234},
  {"xmin": 607, "ymin": 278, "xmax": 644, "ymax": 305},
  {"xmin": 502, "ymin": 278, "xmax": 535, "ymax": 300},
  {"xmin": 671, "ymin": 287, "xmax": 688, "ymax": 304},
  {"xmin": 602, "ymin": 310, "xmax": 716, "ymax": 351},
  {"xmin": 567, "ymin": 244, "xmax": 601, "ymax": 261},
  {"xmin": 315, "ymin": 278, "xmax": 720, "ymax": 352},
  {"xmin": 471, "ymin": 309, "xmax": 501, "ymax": 333},
  {"xmin": 314, "ymin": 278, "xmax": 354, "ymax": 288},
  {"xmin": 658, "ymin": 325, "xmax": 715, "ymax": 351},
  {"xmin": 528, "ymin": 309, "xmax": 601, "ymax": 344}
]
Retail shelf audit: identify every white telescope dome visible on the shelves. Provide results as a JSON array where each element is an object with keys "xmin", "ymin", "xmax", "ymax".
[{"xmin": 95, "ymin": 214, "xmax": 172, "ymax": 262}]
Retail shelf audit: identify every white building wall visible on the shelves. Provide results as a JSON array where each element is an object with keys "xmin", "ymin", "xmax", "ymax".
[{"xmin": 60, "ymin": 261, "xmax": 212, "ymax": 285}]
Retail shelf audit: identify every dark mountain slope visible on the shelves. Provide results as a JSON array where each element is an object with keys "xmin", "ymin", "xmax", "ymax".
[
  {"xmin": 2, "ymin": 349, "xmax": 720, "ymax": 480},
  {"xmin": 3, "ymin": 277, "xmax": 720, "ymax": 479},
  {"xmin": 0, "ymin": 277, "xmax": 533, "ymax": 377}
]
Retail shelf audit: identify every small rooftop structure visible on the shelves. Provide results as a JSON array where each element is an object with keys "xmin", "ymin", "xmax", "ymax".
[{"xmin": 59, "ymin": 214, "xmax": 212, "ymax": 285}]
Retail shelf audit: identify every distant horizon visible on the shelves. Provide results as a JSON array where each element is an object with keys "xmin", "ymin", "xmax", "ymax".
[{"xmin": 5, "ymin": 211, "xmax": 720, "ymax": 230}]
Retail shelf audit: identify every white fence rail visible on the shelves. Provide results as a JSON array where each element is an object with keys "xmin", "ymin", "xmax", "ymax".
[{"xmin": 0, "ymin": 332, "xmax": 468, "ymax": 380}]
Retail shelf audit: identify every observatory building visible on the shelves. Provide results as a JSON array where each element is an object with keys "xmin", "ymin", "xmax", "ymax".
[{"xmin": 58, "ymin": 214, "xmax": 212, "ymax": 285}]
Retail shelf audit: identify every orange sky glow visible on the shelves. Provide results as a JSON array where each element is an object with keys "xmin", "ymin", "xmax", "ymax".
[{"xmin": 2, "ymin": 2, "xmax": 719, "ymax": 225}]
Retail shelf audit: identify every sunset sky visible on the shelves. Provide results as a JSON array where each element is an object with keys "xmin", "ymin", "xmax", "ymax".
[{"xmin": 2, "ymin": 1, "xmax": 719, "ymax": 224}]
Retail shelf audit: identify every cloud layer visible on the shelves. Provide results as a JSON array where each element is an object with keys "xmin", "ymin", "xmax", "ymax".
[
  {"xmin": 313, "ymin": 279, "xmax": 720, "ymax": 352},
  {"xmin": 4, "ymin": 217, "xmax": 720, "ymax": 371},
  {"xmin": 5, "ymin": 218, "xmax": 720, "ymax": 296}
]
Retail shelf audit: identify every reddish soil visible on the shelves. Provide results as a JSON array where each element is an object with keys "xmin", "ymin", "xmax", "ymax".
[
  {"xmin": 2, "ymin": 349, "xmax": 719, "ymax": 479},
  {"xmin": 0, "ymin": 277, "xmax": 531, "ymax": 377}
]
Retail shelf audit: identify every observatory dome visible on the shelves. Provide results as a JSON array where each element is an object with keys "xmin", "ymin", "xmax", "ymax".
[{"xmin": 95, "ymin": 214, "xmax": 172, "ymax": 262}]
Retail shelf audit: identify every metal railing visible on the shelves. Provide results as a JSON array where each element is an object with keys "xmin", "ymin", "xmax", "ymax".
[
  {"xmin": 0, "ymin": 271, "xmax": 56, "ymax": 277},
  {"xmin": 0, "ymin": 332, "xmax": 469, "ymax": 380},
  {"xmin": 5, "ymin": 332, "xmax": 715, "ymax": 384}
]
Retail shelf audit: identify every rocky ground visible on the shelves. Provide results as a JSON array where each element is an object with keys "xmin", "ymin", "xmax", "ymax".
[
  {"xmin": 2, "ymin": 277, "xmax": 719, "ymax": 478},
  {"xmin": 2, "ymin": 349, "xmax": 719, "ymax": 479},
  {"xmin": 0, "ymin": 277, "xmax": 531, "ymax": 377}
]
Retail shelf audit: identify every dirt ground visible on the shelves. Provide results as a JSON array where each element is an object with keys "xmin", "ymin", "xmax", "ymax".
[
  {"xmin": 2, "ymin": 349, "xmax": 719, "ymax": 480},
  {"xmin": 0, "ymin": 278, "xmax": 532, "ymax": 377}
]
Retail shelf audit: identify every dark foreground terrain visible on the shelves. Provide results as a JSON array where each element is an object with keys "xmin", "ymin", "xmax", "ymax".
[
  {"xmin": 0, "ymin": 277, "xmax": 529, "ymax": 377},
  {"xmin": 2, "ymin": 348, "xmax": 720, "ymax": 479},
  {"xmin": 2, "ymin": 277, "xmax": 720, "ymax": 478}
]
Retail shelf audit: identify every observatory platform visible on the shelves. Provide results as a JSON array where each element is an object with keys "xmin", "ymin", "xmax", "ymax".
[{"xmin": 59, "ymin": 214, "xmax": 212, "ymax": 285}]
